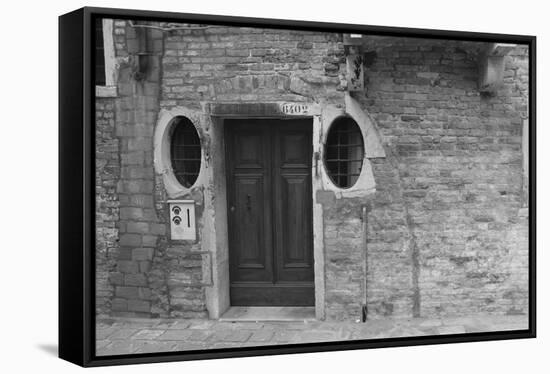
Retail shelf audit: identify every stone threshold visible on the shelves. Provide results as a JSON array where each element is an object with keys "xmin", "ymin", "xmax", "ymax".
[{"xmin": 219, "ymin": 306, "xmax": 316, "ymax": 322}]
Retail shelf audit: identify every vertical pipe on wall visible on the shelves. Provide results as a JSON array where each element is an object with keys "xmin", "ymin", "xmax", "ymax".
[{"xmin": 361, "ymin": 204, "xmax": 369, "ymax": 322}]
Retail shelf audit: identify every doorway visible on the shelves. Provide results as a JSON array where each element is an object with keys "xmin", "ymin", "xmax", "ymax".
[{"xmin": 225, "ymin": 118, "xmax": 314, "ymax": 306}]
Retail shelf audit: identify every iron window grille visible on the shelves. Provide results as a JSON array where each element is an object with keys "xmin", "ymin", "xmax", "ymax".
[
  {"xmin": 170, "ymin": 117, "xmax": 201, "ymax": 188},
  {"xmin": 324, "ymin": 117, "xmax": 365, "ymax": 188}
]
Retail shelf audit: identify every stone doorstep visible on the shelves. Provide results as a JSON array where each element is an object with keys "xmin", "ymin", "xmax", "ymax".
[{"xmin": 219, "ymin": 306, "xmax": 316, "ymax": 322}]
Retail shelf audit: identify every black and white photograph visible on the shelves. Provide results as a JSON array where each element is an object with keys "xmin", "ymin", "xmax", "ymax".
[
  {"xmin": 4, "ymin": 0, "xmax": 550, "ymax": 372},
  {"xmin": 90, "ymin": 11, "xmax": 533, "ymax": 358}
]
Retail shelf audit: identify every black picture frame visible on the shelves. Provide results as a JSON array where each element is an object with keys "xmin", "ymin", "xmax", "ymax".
[{"xmin": 59, "ymin": 6, "xmax": 536, "ymax": 367}]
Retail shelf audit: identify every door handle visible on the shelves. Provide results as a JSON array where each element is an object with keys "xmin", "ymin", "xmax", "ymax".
[{"xmin": 246, "ymin": 194, "xmax": 252, "ymax": 210}]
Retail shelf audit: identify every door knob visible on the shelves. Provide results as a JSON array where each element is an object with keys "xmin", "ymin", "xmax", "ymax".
[{"xmin": 230, "ymin": 205, "xmax": 235, "ymax": 212}]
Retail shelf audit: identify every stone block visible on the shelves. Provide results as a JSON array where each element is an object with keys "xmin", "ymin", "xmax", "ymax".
[
  {"xmin": 117, "ymin": 248, "xmax": 133, "ymax": 260},
  {"xmin": 139, "ymin": 287, "xmax": 152, "ymax": 300},
  {"xmin": 109, "ymin": 272, "xmax": 124, "ymax": 286},
  {"xmin": 117, "ymin": 260, "xmax": 139, "ymax": 274},
  {"xmin": 142, "ymin": 209, "xmax": 158, "ymax": 221},
  {"xmin": 111, "ymin": 298, "xmax": 128, "ymax": 312},
  {"xmin": 126, "ymin": 222, "xmax": 150, "ymax": 234},
  {"xmin": 121, "ymin": 167, "xmax": 154, "ymax": 179},
  {"xmin": 125, "ymin": 273, "xmax": 148, "ymax": 287},
  {"xmin": 401, "ymin": 115, "xmax": 422, "ymax": 122},
  {"xmin": 116, "ymin": 286, "xmax": 139, "ymax": 299},
  {"xmin": 150, "ymin": 223, "xmax": 167, "ymax": 235},
  {"xmin": 127, "ymin": 138, "xmax": 153, "ymax": 151},
  {"xmin": 118, "ymin": 180, "xmax": 154, "ymax": 194},
  {"xmin": 130, "ymin": 195, "xmax": 154, "ymax": 208},
  {"xmin": 120, "ymin": 151, "xmax": 145, "ymax": 165},
  {"xmin": 127, "ymin": 299, "xmax": 151, "ymax": 313},
  {"xmin": 139, "ymin": 261, "xmax": 151, "ymax": 273},
  {"xmin": 120, "ymin": 207, "xmax": 144, "ymax": 220},
  {"xmin": 227, "ymin": 49, "xmax": 249, "ymax": 57},
  {"xmin": 142, "ymin": 235, "xmax": 158, "ymax": 247},
  {"xmin": 132, "ymin": 247, "xmax": 154, "ymax": 261},
  {"xmin": 119, "ymin": 233, "xmax": 142, "ymax": 247}
]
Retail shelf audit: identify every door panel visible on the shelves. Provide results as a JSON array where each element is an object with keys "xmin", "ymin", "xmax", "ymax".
[
  {"xmin": 281, "ymin": 175, "xmax": 310, "ymax": 265},
  {"xmin": 226, "ymin": 119, "xmax": 314, "ymax": 306},
  {"xmin": 273, "ymin": 122, "xmax": 314, "ymax": 284},
  {"xmin": 226, "ymin": 123, "xmax": 273, "ymax": 284},
  {"xmin": 234, "ymin": 175, "xmax": 265, "ymax": 267},
  {"xmin": 280, "ymin": 133, "xmax": 310, "ymax": 168},
  {"xmin": 235, "ymin": 133, "xmax": 264, "ymax": 168}
]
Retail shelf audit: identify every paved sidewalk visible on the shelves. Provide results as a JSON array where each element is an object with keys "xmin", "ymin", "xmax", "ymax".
[{"xmin": 96, "ymin": 314, "xmax": 528, "ymax": 356}]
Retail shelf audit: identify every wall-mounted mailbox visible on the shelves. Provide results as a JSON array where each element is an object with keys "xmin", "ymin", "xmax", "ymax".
[{"xmin": 168, "ymin": 200, "xmax": 196, "ymax": 241}]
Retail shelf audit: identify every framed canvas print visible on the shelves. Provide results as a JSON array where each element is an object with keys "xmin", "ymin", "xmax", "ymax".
[{"xmin": 59, "ymin": 6, "xmax": 536, "ymax": 367}]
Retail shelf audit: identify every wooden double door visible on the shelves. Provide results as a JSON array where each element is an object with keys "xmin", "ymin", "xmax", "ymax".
[{"xmin": 225, "ymin": 119, "xmax": 314, "ymax": 306}]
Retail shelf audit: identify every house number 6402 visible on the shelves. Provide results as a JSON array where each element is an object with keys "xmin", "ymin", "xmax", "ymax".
[{"xmin": 281, "ymin": 103, "xmax": 310, "ymax": 115}]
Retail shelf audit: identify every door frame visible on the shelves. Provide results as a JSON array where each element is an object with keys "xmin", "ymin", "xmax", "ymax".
[
  {"xmin": 202, "ymin": 101, "xmax": 327, "ymax": 320},
  {"xmin": 224, "ymin": 119, "xmax": 315, "ymax": 306}
]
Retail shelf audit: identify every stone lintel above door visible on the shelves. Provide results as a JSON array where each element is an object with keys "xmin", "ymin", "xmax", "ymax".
[{"xmin": 206, "ymin": 101, "xmax": 322, "ymax": 118}]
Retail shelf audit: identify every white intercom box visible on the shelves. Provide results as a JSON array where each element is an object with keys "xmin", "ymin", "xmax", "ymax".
[{"xmin": 168, "ymin": 200, "xmax": 196, "ymax": 241}]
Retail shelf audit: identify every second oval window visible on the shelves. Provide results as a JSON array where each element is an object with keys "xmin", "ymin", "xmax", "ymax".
[{"xmin": 324, "ymin": 117, "xmax": 365, "ymax": 189}]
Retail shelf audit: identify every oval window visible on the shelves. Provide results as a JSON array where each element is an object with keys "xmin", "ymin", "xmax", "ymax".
[
  {"xmin": 324, "ymin": 117, "xmax": 365, "ymax": 188},
  {"xmin": 170, "ymin": 116, "xmax": 201, "ymax": 188}
]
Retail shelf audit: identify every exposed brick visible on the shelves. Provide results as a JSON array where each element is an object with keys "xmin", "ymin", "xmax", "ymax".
[
  {"xmin": 125, "ymin": 273, "xmax": 148, "ymax": 287},
  {"xmin": 119, "ymin": 233, "xmax": 142, "ymax": 247},
  {"xmin": 139, "ymin": 261, "xmax": 152, "ymax": 273},
  {"xmin": 150, "ymin": 223, "xmax": 166, "ymax": 235},
  {"xmin": 119, "ymin": 207, "xmax": 145, "ymax": 221},
  {"xmin": 109, "ymin": 272, "xmax": 124, "ymax": 286},
  {"xmin": 142, "ymin": 235, "xmax": 158, "ymax": 247},
  {"xmin": 132, "ymin": 247, "xmax": 154, "ymax": 261},
  {"xmin": 126, "ymin": 222, "xmax": 150, "ymax": 234},
  {"xmin": 127, "ymin": 299, "xmax": 151, "ymax": 313},
  {"xmin": 96, "ymin": 97, "xmax": 120, "ymax": 316},
  {"xmin": 117, "ymin": 260, "xmax": 139, "ymax": 274},
  {"xmin": 116, "ymin": 286, "xmax": 139, "ymax": 299},
  {"xmin": 111, "ymin": 298, "xmax": 128, "ymax": 312}
]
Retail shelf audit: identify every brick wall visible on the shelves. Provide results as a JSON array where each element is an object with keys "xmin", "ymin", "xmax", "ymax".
[
  {"xmin": 95, "ymin": 98, "xmax": 120, "ymax": 316},
  {"xmin": 157, "ymin": 26, "xmax": 349, "ymax": 318},
  {"xmin": 322, "ymin": 196, "xmax": 372, "ymax": 320},
  {"xmin": 107, "ymin": 23, "xmax": 164, "ymax": 317},
  {"xmin": 95, "ymin": 19, "xmax": 128, "ymax": 315},
  {"xmin": 360, "ymin": 37, "xmax": 529, "ymax": 318},
  {"xmin": 160, "ymin": 26, "xmax": 345, "ymax": 104},
  {"xmin": 95, "ymin": 21, "xmax": 529, "ymax": 320}
]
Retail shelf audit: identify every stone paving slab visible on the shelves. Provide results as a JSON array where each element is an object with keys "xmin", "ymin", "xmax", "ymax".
[{"xmin": 96, "ymin": 314, "xmax": 528, "ymax": 356}]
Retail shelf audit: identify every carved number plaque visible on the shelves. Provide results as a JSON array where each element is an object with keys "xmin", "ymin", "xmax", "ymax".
[{"xmin": 280, "ymin": 103, "xmax": 310, "ymax": 116}]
